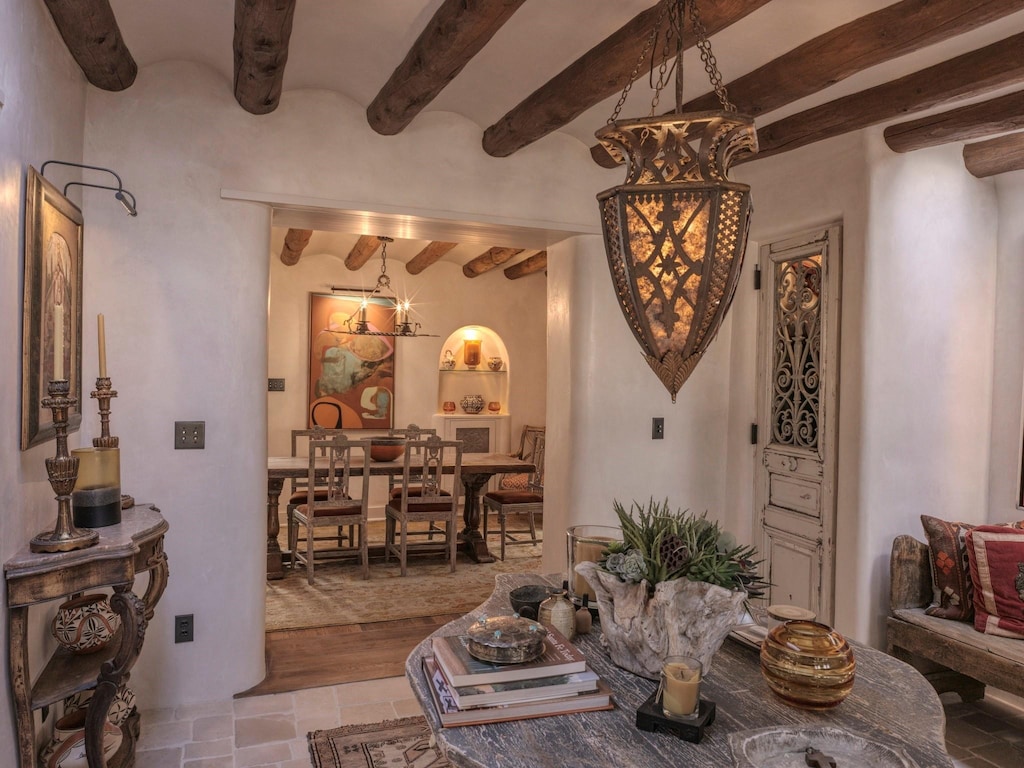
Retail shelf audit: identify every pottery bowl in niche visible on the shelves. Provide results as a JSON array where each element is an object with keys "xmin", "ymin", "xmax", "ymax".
[
  {"xmin": 51, "ymin": 594, "xmax": 121, "ymax": 654},
  {"xmin": 369, "ymin": 439, "xmax": 405, "ymax": 462},
  {"xmin": 487, "ymin": 357, "xmax": 504, "ymax": 371},
  {"xmin": 460, "ymin": 395, "xmax": 485, "ymax": 414},
  {"xmin": 509, "ymin": 584, "xmax": 558, "ymax": 620}
]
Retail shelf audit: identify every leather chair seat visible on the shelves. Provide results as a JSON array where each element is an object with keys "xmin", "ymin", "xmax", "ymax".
[
  {"xmin": 296, "ymin": 500, "xmax": 362, "ymax": 518},
  {"xmin": 388, "ymin": 486, "xmax": 452, "ymax": 500},
  {"xmin": 484, "ymin": 490, "xmax": 543, "ymax": 505}
]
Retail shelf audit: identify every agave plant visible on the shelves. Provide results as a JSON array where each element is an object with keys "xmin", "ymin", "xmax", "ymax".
[{"xmin": 601, "ymin": 498, "xmax": 767, "ymax": 597}]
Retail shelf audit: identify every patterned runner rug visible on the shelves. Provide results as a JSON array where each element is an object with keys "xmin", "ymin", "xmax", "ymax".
[{"xmin": 308, "ymin": 716, "xmax": 450, "ymax": 768}]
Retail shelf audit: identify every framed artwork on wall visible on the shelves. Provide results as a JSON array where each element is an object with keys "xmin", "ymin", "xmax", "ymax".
[
  {"xmin": 21, "ymin": 166, "xmax": 83, "ymax": 450},
  {"xmin": 308, "ymin": 292, "xmax": 395, "ymax": 430}
]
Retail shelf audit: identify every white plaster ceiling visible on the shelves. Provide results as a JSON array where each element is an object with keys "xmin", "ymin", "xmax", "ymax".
[{"xmin": 109, "ymin": 0, "xmax": 1024, "ymax": 267}]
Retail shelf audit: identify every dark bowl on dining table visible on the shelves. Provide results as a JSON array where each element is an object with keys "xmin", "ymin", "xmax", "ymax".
[{"xmin": 369, "ymin": 438, "xmax": 405, "ymax": 462}]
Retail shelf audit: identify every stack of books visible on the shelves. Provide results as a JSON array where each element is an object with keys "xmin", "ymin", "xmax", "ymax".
[{"xmin": 423, "ymin": 625, "xmax": 613, "ymax": 727}]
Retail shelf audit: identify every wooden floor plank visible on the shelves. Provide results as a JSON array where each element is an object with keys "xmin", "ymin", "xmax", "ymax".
[{"xmin": 238, "ymin": 613, "xmax": 464, "ymax": 697}]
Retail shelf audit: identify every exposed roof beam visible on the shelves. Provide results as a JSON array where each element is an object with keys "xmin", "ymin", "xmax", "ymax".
[
  {"xmin": 485, "ymin": 0, "xmax": 771, "ymax": 158},
  {"xmin": 504, "ymin": 251, "xmax": 547, "ymax": 280},
  {"xmin": 345, "ymin": 236, "xmax": 382, "ymax": 271},
  {"xmin": 591, "ymin": 0, "xmax": 1024, "ymax": 168},
  {"xmin": 367, "ymin": 0, "xmax": 527, "ymax": 136},
  {"xmin": 963, "ymin": 132, "xmax": 1024, "ymax": 178},
  {"xmin": 279, "ymin": 228, "xmax": 313, "ymax": 266},
  {"xmin": 463, "ymin": 248, "xmax": 524, "ymax": 278},
  {"xmin": 884, "ymin": 90, "xmax": 1024, "ymax": 154},
  {"xmin": 233, "ymin": 0, "xmax": 297, "ymax": 115},
  {"xmin": 42, "ymin": 0, "xmax": 136, "ymax": 90},
  {"xmin": 746, "ymin": 32, "xmax": 1024, "ymax": 164},
  {"xmin": 406, "ymin": 242, "xmax": 458, "ymax": 275}
]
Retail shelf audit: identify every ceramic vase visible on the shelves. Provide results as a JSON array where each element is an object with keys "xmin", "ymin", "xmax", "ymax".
[
  {"xmin": 460, "ymin": 395, "xmax": 485, "ymax": 414},
  {"xmin": 760, "ymin": 620, "xmax": 856, "ymax": 709},
  {"xmin": 576, "ymin": 561, "xmax": 746, "ymax": 679},
  {"xmin": 487, "ymin": 356, "xmax": 503, "ymax": 371},
  {"xmin": 63, "ymin": 685, "xmax": 137, "ymax": 726},
  {"xmin": 38, "ymin": 708, "xmax": 122, "ymax": 768},
  {"xmin": 51, "ymin": 594, "xmax": 121, "ymax": 654}
]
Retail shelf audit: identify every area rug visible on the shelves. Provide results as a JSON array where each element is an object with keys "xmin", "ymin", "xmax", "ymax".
[
  {"xmin": 267, "ymin": 521, "xmax": 543, "ymax": 630},
  {"xmin": 308, "ymin": 715, "xmax": 450, "ymax": 768}
]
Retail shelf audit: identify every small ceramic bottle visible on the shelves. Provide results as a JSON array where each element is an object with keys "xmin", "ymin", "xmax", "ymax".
[
  {"xmin": 575, "ymin": 594, "xmax": 593, "ymax": 635},
  {"xmin": 539, "ymin": 582, "xmax": 577, "ymax": 641}
]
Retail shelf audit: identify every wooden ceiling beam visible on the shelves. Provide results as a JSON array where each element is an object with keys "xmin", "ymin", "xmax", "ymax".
[
  {"xmin": 884, "ymin": 90, "xmax": 1024, "ymax": 154},
  {"xmin": 463, "ymin": 248, "xmax": 524, "ymax": 278},
  {"xmin": 279, "ymin": 228, "xmax": 313, "ymax": 266},
  {"xmin": 485, "ymin": 0, "xmax": 771, "ymax": 158},
  {"xmin": 406, "ymin": 242, "xmax": 458, "ymax": 275},
  {"xmin": 963, "ymin": 132, "xmax": 1024, "ymax": 178},
  {"xmin": 591, "ymin": 0, "xmax": 1024, "ymax": 168},
  {"xmin": 233, "ymin": 0, "xmax": 297, "ymax": 115},
  {"xmin": 345, "ymin": 236, "xmax": 382, "ymax": 271},
  {"xmin": 746, "ymin": 32, "xmax": 1024, "ymax": 164},
  {"xmin": 504, "ymin": 251, "xmax": 547, "ymax": 280},
  {"xmin": 367, "ymin": 0, "xmax": 527, "ymax": 136},
  {"xmin": 42, "ymin": 0, "xmax": 136, "ymax": 90}
]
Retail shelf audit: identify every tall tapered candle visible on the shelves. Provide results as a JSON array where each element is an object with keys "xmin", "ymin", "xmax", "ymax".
[
  {"xmin": 54, "ymin": 304, "xmax": 64, "ymax": 380},
  {"xmin": 97, "ymin": 314, "xmax": 107, "ymax": 377}
]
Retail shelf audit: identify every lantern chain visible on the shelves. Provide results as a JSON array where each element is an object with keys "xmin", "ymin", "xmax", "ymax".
[
  {"xmin": 608, "ymin": 0, "xmax": 671, "ymax": 124},
  {"xmin": 687, "ymin": 0, "xmax": 735, "ymax": 112}
]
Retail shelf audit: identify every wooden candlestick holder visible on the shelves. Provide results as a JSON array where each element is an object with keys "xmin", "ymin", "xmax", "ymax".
[
  {"xmin": 90, "ymin": 376, "xmax": 119, "ymax": 448},
  {"xmin": 30, "ymin": 380, "xmax": 99, "ymax": 553}
]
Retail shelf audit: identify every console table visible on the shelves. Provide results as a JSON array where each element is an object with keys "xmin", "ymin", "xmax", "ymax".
[
  {"xmin": 406, "ymin": 573, "xmax": 954, "ymax": 768},
  {"xmin": 5, "ymin": 504, "xmax": 169, "ymax": 768}
]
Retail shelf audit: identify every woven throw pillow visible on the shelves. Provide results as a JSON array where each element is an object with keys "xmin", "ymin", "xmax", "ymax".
[
  {"xmin": 965, "ymin": 526, "xmax": 1024, "ymax": 639},
  {"xmin": 920, "ymin": 515, "xmax": 1024, "ymax": 621},
  {"xmin": 499, "ymin": 472, "xmax": 530, "ymax": 491}
]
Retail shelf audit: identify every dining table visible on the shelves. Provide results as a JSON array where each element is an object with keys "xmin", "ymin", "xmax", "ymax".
[{"xmin": 264, "ymin": 452, "xmax": 535, "ymax": 579}]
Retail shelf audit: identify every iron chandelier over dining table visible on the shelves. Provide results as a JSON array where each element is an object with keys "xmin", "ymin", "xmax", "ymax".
[
  {"xmin": 596, "ymin": 0, "xmax": 758, "ymax": 402},
  {"xmin": 330, "ymin": 235, "xmax": 436, "ymax": 338}
]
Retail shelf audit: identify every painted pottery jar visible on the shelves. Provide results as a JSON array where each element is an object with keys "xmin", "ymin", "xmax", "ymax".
[
  {"xmin": 63, "ymin": 685, "xmax": 137, "ymax": 726},
  {"xmin": 460, "ymin": 395, "xmax": 485, "ymax": 414},
  {"xmin": 441, "ymin": 349, "xmax": 456, "ymax": 370},
  {"xmin": 39, "ymin": 708, "xmax": 122, "ymax": 768},
  {"xmin": 760, "ymin": 620, "xmax": 856, "ymax": 709},
  {"xmin": 51, "ymin": 594, "xmax": 121, "ymax": 654},
  {"xmin": 487, "ymin": 356, "xmax": 504, "ymax": 371}
]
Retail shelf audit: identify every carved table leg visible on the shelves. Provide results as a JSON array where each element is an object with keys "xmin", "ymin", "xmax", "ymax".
[
  {"xmin": 86, "ymin": 587, "xmax": 145, "ymax": 768},
  {"xmin": 459, "ymin": 473, "xmax": 495, "ymax": 563},
  {"xmin": 267, "ymin": 477, "xmax": 285, "ymax": 580},
  {"xmin": 141, "ymin": 539, "xmax": 169, "ymax": 622},
  {"xmin": 9, "ymin": 606, "xmax": 35, "ymax": 768}
]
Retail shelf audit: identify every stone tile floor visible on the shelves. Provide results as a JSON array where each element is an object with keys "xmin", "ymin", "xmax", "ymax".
[{"xmin": 134, "ymin": 679, "xmax": 1024, "ymax": 768}]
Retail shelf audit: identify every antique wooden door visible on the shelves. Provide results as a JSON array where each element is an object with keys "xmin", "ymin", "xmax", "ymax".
[{"xmin": 754, "ymin": 225, "xmax": 841, "ymax": 623}]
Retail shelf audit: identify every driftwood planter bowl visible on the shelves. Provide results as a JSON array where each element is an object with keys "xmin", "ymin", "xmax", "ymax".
[{"xmin": 576, "ymin": 561, "xmax": 746, "ymax": 679}]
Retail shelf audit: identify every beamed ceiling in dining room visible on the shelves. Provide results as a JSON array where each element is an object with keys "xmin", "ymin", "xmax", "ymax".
[{"xmin": 48, "ymin": 0, "xmax": 1024, "ymax": 278}]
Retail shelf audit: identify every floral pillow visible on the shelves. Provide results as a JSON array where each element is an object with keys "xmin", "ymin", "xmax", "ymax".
[
  {"xmin": 920, "ymin": 515, "xmax": 1024, "ymax": 621},
  {"xmin": 965, "ymin": 526, "xmax": 1024, "ymax": 639}
]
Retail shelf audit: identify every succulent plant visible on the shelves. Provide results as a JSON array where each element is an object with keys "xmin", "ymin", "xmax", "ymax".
[{"xmin": 600, "ymin": 498, "xmax": 767, "ymax": 597}]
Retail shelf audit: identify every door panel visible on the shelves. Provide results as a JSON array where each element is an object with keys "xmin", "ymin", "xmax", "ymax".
[{"xmin": 754, "ymin": 225, "xmax": 841, "ymax": 623}]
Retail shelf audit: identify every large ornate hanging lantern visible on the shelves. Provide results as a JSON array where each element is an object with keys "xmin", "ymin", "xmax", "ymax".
[{"xmin": 596, "ymin": 0, "xmax": 757, "ymax": 401}]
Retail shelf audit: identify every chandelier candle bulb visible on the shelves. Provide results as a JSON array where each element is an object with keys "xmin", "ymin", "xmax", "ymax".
[{"xmin": 97, "ymin": 313, "xmax": 107, "ymax": 378}]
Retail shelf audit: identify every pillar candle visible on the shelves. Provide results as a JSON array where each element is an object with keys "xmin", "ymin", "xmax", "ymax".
[
  {"xmin": 463, "ymin": 339, "xmax": 481, "ymax": 367},
  {"xmin": 97, "ymin": 313, "xmax": 107, "ymax": 377}
]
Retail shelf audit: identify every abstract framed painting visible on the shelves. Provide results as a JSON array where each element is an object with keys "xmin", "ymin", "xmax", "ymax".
[
  {"xmin": 21, "ymin": 166, "xmax": 83, "ymax": 450},
  {"xmin": 308, "ymin": 292, "xmax": 395, "ymax": 430}
]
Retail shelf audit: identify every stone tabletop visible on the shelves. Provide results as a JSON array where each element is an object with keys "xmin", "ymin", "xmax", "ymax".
[{"xmin": 406, "ymin": 573, "xmax": 954, "ymax": 768}]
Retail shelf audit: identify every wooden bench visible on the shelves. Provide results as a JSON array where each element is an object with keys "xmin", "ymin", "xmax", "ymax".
[{"xmin": 887, "ymin": 534, "xmax": 1024, "ymax": 702}]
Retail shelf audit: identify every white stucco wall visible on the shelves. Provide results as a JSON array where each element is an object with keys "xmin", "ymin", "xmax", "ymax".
[
  {"xmin": 987, "ymin": 172, "xmax": 1024, "ymax": 520},
  {"xmin": 75, "ymin": 58, "xmax": 612, "ymax": 707},
  {"xmin": 0, "ymin": 0, "xmax": 87, "ymax": 760}
]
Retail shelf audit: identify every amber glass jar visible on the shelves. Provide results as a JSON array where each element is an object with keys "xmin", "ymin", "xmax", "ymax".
[{"xmin": 760, "ymin": 620, "xmax": 855, "ymax": 709}]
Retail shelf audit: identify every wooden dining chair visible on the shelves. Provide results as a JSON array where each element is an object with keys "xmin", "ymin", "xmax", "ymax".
[
  {"xmin": 387, "ymin": 423, "xmax": 446, "ymax": 539},
  {"xmin": 482, "ymin": 432, "xmax": 545, "ymax": 560},
  {"xmin": 286, "ymin": 427, "xmax": 348, "ymax": 562},
  {"xmin": 290, "ymin": 434, "xmax": 370, "ymax": 584},
  {"xmin": 384, "ymin": 436, "xmax": 462, "ymax": 576}
]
